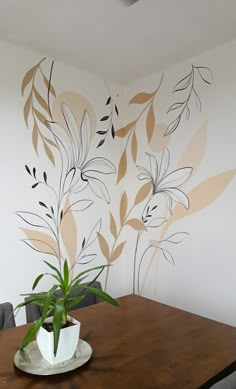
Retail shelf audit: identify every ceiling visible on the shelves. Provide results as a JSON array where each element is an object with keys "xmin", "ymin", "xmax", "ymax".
[{"xmin": 0, "ymin": 0, "xmax": 236, "ymax": 83}]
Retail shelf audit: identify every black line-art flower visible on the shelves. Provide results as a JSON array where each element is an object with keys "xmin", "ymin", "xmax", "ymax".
[
  {"xmin": 47, "ymin": 103, "xmax": 116, "ymax": 203},
  {"xmin": 137, "ymin": 149, "xmax": 192, "ymax": 212}
]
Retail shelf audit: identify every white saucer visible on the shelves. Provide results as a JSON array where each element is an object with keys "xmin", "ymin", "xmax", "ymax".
[{"xmin": 14, "ymin": 339, "xmax": 92, "ymax": 375}]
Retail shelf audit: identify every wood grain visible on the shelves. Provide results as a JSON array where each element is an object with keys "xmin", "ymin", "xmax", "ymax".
[{"xmin": 1, "ymin": 294, "xmax": 236, "ymax": 388}]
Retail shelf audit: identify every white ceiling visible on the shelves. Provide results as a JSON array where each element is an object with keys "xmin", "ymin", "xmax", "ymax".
[{"xmin": 0, "ymin": 0, "xmax": 236, "ymax": 83}]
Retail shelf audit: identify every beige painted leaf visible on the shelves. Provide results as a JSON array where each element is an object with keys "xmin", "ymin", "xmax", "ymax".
[
  {"xmin": 97, "ymin": 232, "xmax": 110, "ymax": 262},
  {"xmin": 110, "ymin": 212, "xmax": 117, "ymax": 239},
  {"xmin": 43, "ymin": 74, "xmax": 56, "ymax": 97},
  {"xmin": 21, "ymin": 228, "xmax": 59, "ymax": 257},
  {"xmin": 44, "ymin": 142, "xmax": 55, "ymax": 166},
  {"xmin": 164, "ymin": 169, "xmax": 236, "ymax": 234},
  {"xmin": 177, "ymin": 121, "xmax": 208, "ymax": 176},
  {"xmin": 117, "ymin": 149, "xmax": 127, "ymax": 184},
  {"xmin": 131, "ymin": 131, "xmax": 137, "ymax": 163},
  {"xmin": 120, "ymin": 191, "xmax": 128, "ymax": 226},
  {"xmin": 149, "ymin": 122, "xmax": 169, "ymax": 152},
  {"xmin": 116, "ymin": 122, "xmax": 134, "ymax": 138},
  {"xmin": 23, "ymin": 95, "xmax": 31, "ymax": 127},
  {"xmin": 44, "ymin": 137, "xmax": 57, "ymax": 148},
  {"xmin": 146, "ymin": 104, "xmax": 155, "ymax": 143},
  {"xmin": 21, "ymin": 65, "xmax": 36, "ymax": 95},
  {"xmin": 110, "ymin": 241, "xmax": 126, "ymax": 263},
  {"xmin": 60, "ymin": 197, "xmax": 78, "ymax": 267},
  {"xmin": 34, "ymin": 108, "xmax": 47, "ymax": 125},
  {"xmin": 32, "ymin": 123, "xmax": 38, "ymax": 154},
  {"xmin": 125, "ymin": 218, "xmax": 146, "ymax": 230},
  {"xmin": 129, "ymin": 92, "xmax": 154, "ymax": 105},
  {"xmin": 34, "ymin": 87, "xmax": 49, "ymax": 115},
  {"xmin": 134, "ymin": 181, "xmax": 152, "ymax": 206}
]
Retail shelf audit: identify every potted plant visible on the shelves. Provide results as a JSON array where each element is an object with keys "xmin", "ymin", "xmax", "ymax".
[{"xmin": 17, "ymin": 259, "xmax": 118, "ymax": 365}]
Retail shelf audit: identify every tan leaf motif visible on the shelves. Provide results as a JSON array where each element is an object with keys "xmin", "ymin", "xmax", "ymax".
[
  {"xmin": 110, "ymin": 212, "xmax": 117, "ymax": 239},
  {"xmin": 164, "ymin": 169, "xmax": 236, "ymax": 234},
  {"xmin": 44, "ymin": 137, "xmax": 57, "ymax": 148},
  {"xmin": 116, "ymin": 122, "xmax": 134, "ymax": 137},
  {"xmin": 44, "ymin": 142, "xmax": 55, "ymax": 166},
  {"xmin": 146, "ymin": 104, "xmax": 155, "ymax": 143},
  {"xmin": 125, "ymin": 219, "xmax": 146, "ymax": 230},
  {"xmin": 129, "ymin": 92, "xmax": 154, "ymax": 105},
  {"xmin": 111, "ymin": 241, "xmax": 126, "ymax": 262},
  {"xmin": 120, "ymin": 191, "xmax": 128, "ymax": 226},
  {"xmin": 134, "ymin": 182, "xmax": 152, "ymax": 206},
  {"xmin": 43, "ymin": 74, "xmax": 56, "ymax": 97},
  {"xmin": 21, "ymin": 228, "xmax": 59, "ymax": 257},
  {"xmin": 21, "ymin": 65, "xmax": 36, "ymax": 95},
  {"xmin": 97, "ymin": 232, "xmax": 110, "ymax": 262},
  {"xmin": 32, "ymin": 123, "xmax": 38, "ymax": 154},
  {"xmin": 117, "ymin": 150, "xmax": 127, "ymax": 184},
  {"xmin": 60, "ymin": 197, "xmax": 78, "ymax": 267},
  {"xmin": 131, "ymin": 131, "xmax": 137, "ymax": 163},
  {"xmin": 34, "ymin": 88, "xmax": 50, "ymax": 115},
  {"xmin": 34, "ymin": 108, "xmax": 47, "ymax": 125},
  {"xmin": 23, "ymin": 95, "xmax": 31, "ymax": 127},
  {"xmin": 177, "ymin": 121, "xmax": 208, "ymax": 177}
]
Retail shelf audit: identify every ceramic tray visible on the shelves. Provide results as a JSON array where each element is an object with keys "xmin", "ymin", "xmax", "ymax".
[{"xmin": 14, "ymin": 339, "xmax": 92, "ymax": 375}]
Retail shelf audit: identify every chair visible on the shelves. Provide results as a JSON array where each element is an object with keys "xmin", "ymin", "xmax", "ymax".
[
  {"xmin": 25, "ymin": 281, "xmax": 103, "ymax": 323},
  {"xmin": 210, "ymin": 372, "xmax": 236, "ymax": 388},
  {"xmin": 0, "ymin": 302, "xmax": 16, "ymax": 330}
]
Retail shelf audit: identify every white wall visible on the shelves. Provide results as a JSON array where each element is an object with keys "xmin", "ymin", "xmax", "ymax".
[{"xmin": 0, "ymin": 38, "xmax": 236, "ymax": 327}]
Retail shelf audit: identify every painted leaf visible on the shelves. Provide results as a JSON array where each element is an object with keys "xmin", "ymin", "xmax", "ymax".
[
  {"xmin": 116, "ymin": 122, "xmax": 134, "ymax": 138},
  {"xmin": 165, "ymin": 116, "xmax": 180, "ymax": 136},
  {"xmin": 34, "ymin": 88, "xmax": 49, "ymax": 115},
  {"xmin": 21, "ymin": 65, "xmax": 36, "ymax": 95},
  {"xmin": 32, "ymin": 123, "xmax": 38, "ymax": 154},
  {"xmin": 129, "ymin": 92, "xmax": 154, "ymax": 105},
  {"xmin": 125, "ymin": 219, "xmax": 146, "ymax": 230},
  {"xmin": 146, "ymin": 104, "xmax": 155, "ymax": 143},
  {"xmin": 110, "ymin": 212, "xmax": 117, "ymax": 239},
  {"xmin": 134, "ymin": 181, "xmax": 152, "ymax": 206},
  {"xmin": 60, "ymin": 197, "xmax": 78, "ymax": 267},
  {"xmin": 110, "ymin": 241, "xmax": 126, "ymax": 262},
  {"xmin": 21, "ymin": 228, "xmax": 59, "ymax": 257},
  {"xmin": 177, "ymin": 121, "xmax": 207, "ymax": 177},
  {"xmin": 43, "ymin": 74, "xmax": 56, "ymax": 97},
  {"xmin": 65, "ymin": 200, "xmax": 93, "ymax": 213},
  {"xmin": 44, "ymin": 142, "xmax": 55, "ymax": 166},
  {"xmin": 164, "ymin": 169, "xmax": 236, "ymax": 234},
  {"xmin": 120, "ymin": 191, "xmax": 128, "ymax": 226},
  {"xmin": 117, "ymin": 150, "xmax": 127, "ymax": 184},
  {"xmin": 131, "ymin": 131, "xmax": 137, "ymax": 163},
  {"xmin": 97, "ymin": 232, "xmax": 110, "ymax": 261},
  {"xmin": 44, "ymin": 137, "xmax": 57, "ymax": 148},
  {"xmin": 23, "ymin": 95, "xmax": 31, "ymax": 127},
  {"xmin": 34, "ymin": 108, "xmax": 47, "ymax": 125},
  {"xmin": 16, "ymin": 212, "xmax": 50, "ymax": 230},
  {"xmin": 86, "ymin": 219, "xmax": 102, "ymax": 248}
]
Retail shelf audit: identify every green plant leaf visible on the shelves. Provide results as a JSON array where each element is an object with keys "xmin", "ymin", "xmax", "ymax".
[
  {"xmin": 20, "ymin": 318, "xmax": 43, "ymax": 350},
  {"xmin": 67, "ymin": 295, "xmax": 85, "ymax": 310},
  {"xmin": 82, "ymin": 286, "xmax": 119, "ymax": 306},
  {"xmin": 63, "ymin": 260, "xmax": 69, "ymax": 291},
  {"xmin": 32, "ymin": 273, "xmax": 45, "ymax": 290},
  {"xmin": 43, "ymin": 260, "xmax": 64, "ymax": 285},
  {"xmin": 53, "ymin": 298, "xmax": 65, "ymax": 356}
]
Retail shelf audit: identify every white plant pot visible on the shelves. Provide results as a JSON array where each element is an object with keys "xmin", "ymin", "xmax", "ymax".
[{"xmin": 36, "ymin": 315, "xmax": 81, "ymax": 365}]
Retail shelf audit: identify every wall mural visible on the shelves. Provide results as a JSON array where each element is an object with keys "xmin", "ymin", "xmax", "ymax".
[{"xmin": 17, "ymin": 58, "xmax": 236, "ymax": 298}]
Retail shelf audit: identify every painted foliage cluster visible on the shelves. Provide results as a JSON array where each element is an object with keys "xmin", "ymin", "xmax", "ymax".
[{"xmin": 17, "ymin": 58, "xmax": 236, "ymax": 296}]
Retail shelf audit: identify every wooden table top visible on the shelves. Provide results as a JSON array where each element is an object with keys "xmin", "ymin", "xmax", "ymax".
[{"xmin": 1, "ymin": 294, "xmax": 236, "ymax": 388}]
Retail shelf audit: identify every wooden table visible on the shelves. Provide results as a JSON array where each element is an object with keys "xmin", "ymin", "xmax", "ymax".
[{"xmin": 1, "ymin": 294, "xmax": 236, "ymax": 388}]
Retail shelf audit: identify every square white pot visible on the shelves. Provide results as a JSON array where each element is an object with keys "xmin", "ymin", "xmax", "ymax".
[{"xmin": 36, "ymin": 315, "xmax": 81, "ymax": 365}]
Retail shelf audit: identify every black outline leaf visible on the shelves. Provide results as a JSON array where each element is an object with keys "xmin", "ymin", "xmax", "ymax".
[
  {"xmin": 97, "ymin": 139, "xmax": 105, "ymax": 148},
  {"xmin": 100, "ymin": 116, "xmax": 109, "ymax": 121},
  {"xmin": 111, "ymin": 124, "xmax": 115, "ymax": 139},
  {"xmin": 173, "ymin": 72, "xmax": 192, "ymax": 93},
  {"xmin": 115, "ymin": 105, "xmax": 119, "ymax": 116},
  {"xmin": 25, "ymin": 165, "xmax": 31, "ymax": 175},
  {"xmin": 167, "ymin": 102, "xmax": 184, "ymax": 113},
  {"xmin": 39, "ymin": 202, "xmax": 47, "ymax": 208},
  {"xmin": 32, "ymin": 183, "xmax": 39, "ymax": 189},
  {"xmin": 165, "ymin": 116, "xmax": 180, "ymax": 136},
  {"xmin": 106, "ymin": 97, "xmax": 111, "ymax": 105}
]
